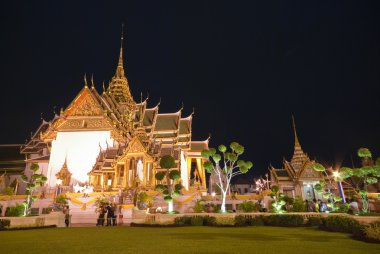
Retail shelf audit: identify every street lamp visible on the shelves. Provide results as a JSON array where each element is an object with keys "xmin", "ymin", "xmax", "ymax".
[{"xmin": 333, "ymin": 171, "xmax": 346, "ymax": 203}]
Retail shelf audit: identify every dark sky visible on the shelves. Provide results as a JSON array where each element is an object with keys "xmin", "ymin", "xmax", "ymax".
[{"xmin": 0, "ymin": 1, "xmax": 379, "ymax": 177}]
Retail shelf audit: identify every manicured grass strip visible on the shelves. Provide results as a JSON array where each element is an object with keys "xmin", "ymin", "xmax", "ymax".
[{"xmin": 0, "ymin": 226, "xmax": 379, "ymax": 254}]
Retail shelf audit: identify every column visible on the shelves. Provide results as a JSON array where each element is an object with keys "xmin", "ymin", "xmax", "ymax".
[
  {"xmin": 187, "ymin": 158, "xmax": 192, "ymax": 188},
  {"xmin": 123, "ymin": 162, "xmax": 127, "ymax": 188},
  {"xmin": 113, "ymin": 165, "xmax": 118, "ymax": 188}
]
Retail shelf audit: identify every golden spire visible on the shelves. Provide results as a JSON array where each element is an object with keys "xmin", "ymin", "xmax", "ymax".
[
  {"xmin": 107, "ymin": 23, "xmax": 134, "ymax": 104},
  {"xmin": 290, "ymin": 115, "xmax": 309, "ymax": 172},
  {"xmin": 115, "ymin": 23, "xmax": 125, "ymax": 78},
  {"xmin": 292, "ymin": 115, "xmax": 300, "ymax": 148}
]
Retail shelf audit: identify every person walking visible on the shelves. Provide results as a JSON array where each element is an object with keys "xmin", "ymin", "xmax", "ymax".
[{"xmin": 63, "ymin": 206, "xmax": 70, "ymax": 227}]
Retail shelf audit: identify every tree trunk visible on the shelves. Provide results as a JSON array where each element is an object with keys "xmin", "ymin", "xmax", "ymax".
[{"xmin": 220, "ymin": 191, "xmax": 227, "ymax": 213}]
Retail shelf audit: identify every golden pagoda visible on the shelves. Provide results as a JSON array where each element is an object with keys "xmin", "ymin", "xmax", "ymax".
[
  {"xmin": 269, "ymin": 117, "xmax": 324, "ymax": 200},
  {"xmin": 21, "ymin": 30, "xmax": 208, "ymax": 192}
]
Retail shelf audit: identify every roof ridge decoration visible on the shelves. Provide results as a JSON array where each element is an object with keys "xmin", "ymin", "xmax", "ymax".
[{"xmin": 107, "ymin": 24, "xmax": 135, "ymax": 105}]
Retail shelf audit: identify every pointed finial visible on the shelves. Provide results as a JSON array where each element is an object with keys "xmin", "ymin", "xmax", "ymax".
[
  {"xmin": 53, "ymin": 106, "xmax": 56, "ymax": 115},
  {"xmin": 91, "ymin": 74, "xmax": 95, "ymax": 89},
  {"xmin": 140, "ymin": 92, "xmax": 143, "ymax": 104},
  {"xmin": 102, "ymin": 81, "xmax": 106, "ymax": 93},
  {"xmin": 181, "ymin": 102, "xmax": 184, "ymax": 111},
  {"xmin": 84, "ymin": 73, "xmax": 88, "ymax": 87},
  {"xmin": 118, "ymin": 23, "xmax": 124, "ymax": 68},
  {"xmin": 40, "ymin": 113, "xmax": 44, "ymax": 121},
  {"xmin": 60, "ymin": 107, "xmax": 64, "ymax": 115},
  {"xmin": 192, "ymin": 107, "xmax": 195, "ymax": 116},
  {"xmin": 292, "ymin": 115, "xmax": 300, "ymax": 147}
]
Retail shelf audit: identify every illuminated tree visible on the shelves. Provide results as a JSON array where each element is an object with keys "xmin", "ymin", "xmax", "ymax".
[
  {"xmin": 270, "ymin": 185, "xmax": 286, "ymax": 213},
  {"xmin": 21, "ymin": 163, "xmax": 47, "ymax": 216},
  {"xmin": 312, "ymin": 163, "xmax": 342, "ymax": 211},
  {"xmin": 155, "ymin": 155, "xmax": 183, "ymax": 213},
  {"xmin": 337, "ymin": 148, "xmax": 380, "ymax": 213},
  {"xmin": 202, "ymin": 142, "xmax": 253, "ymax": 213}
]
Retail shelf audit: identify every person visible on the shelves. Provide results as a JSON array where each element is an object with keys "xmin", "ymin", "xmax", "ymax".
[
  {"xmin": 0, "ymin": 204, "xmax": 3, "ymax": 216},
  {"xmin": 63, "ymin": 206, "xmax": 70, "ymax": 227},
  {"xmin": 112, "ymin": 203, "xmax": 117, "ymax": 226},
  {"xmin": 106, "ymin": 204, "xmax": 114, "ymax": 226},
  {"xmin": 305, "ymin": 200, "xmax": 310, "ymax": 212},
  {"xmin": 320, "ymin": 201, "xmax": 327, "ymax": 212},
  {"xmin": 316, "ymin": 199, "xmax": 321, "ymax": 213},
  {"xmin": 348, "ymin": 199, "xmax": 359, "ymax": 215},
  {"xmin": 311, "ymin": 199, "xmax": 317, "ymax": 212},
  {"xmin": 97, "ymin": 205, "xmax": 106, "ymax": 226}
]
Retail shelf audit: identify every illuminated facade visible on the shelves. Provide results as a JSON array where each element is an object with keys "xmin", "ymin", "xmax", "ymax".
[
  {"xmin": 21, "ymin": 33, "xmax": 208, "ymax": 192},
  {"xmin": 269, "ymin": 119, "xmax": 325, "ymax": 200}
]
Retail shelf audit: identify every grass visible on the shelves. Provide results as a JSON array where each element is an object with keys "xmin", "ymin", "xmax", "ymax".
[{"xmin": 1, "ymin": 226, "xmax": 379, "ymax": 254}]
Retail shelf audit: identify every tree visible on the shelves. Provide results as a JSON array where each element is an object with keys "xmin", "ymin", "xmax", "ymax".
[
  {"xmin": 337, "ymin": 148, "xmax": 380, "ymax": 213},
  {"xmin": 270, "ymin": 185, "xmax": 286, "ymax": 213},
  {"xmin": 312, "ymin": 163, "xmax": 342, "ymax": 211},
  {"xmin": 201, "ymin": 142, "xmax": 253, "ymax": 213},
  {"xmin": 21, "ymin": 163, "xmax": 47, "ymax": 216},
  {"xmin": 155, "ymin": 155, "xmax": 183, "ymax": 213}
]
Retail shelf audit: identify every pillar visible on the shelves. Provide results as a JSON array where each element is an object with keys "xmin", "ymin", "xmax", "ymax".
[
  {"xmin": 113, "ymin": 165, "xmax": 118, "ymax": 188},
  {"xmin": 123, "ymin": 162, "xmax": 127, "ymax": 188}
]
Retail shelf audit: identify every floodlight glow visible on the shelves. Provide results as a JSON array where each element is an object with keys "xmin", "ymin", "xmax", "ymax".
[
  {"xmin": 56, "ymin": 179, "xmax": 62, "ymax": 185},
  {"xmin": 333, "ymin": 171, "xmax": 340, "ymax": 177},
  {"xmin": 46, "ymin": 131, "xmax": 114, "ymax": 187}
]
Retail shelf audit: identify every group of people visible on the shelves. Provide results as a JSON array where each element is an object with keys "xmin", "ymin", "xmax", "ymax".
[
  {"xmin": 305, "ymin": 199, "xmax": 328, "ymax": 212},
  {"xmin": 97, "ymin": 203, "xmax": 118, "ymax": 226}
]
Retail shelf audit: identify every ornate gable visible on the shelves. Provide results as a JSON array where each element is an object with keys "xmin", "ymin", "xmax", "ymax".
[
  {"xmin": 65, "ymin": 88, "xmax": 103, "ymax": 117},
  {"xmin": 298, "ymin": 161, "xmax": 321, "ymax": 179},
  {"xmin": 125, "ymin": 137, "xmax": 147, "ymax": 154}
]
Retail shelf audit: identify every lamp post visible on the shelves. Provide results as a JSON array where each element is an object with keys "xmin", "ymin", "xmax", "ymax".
[{"xmin": 333, "ymin": 171, "xmax": 346, "ymax": 204}]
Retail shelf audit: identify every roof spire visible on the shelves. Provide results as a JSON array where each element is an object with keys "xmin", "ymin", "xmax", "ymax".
[
  {"xmin": 108, "ymin": 23, "xmax": 134, "ymax": 104},
  {"xmin": 292, "ymin": 115, "xmax": 300, "ymax": 147},
  {"xmin": 84, "ymin": 73, "xmax": 88, "ymax": 88},
  {"xmin": 116, "ymin": 23, "xmax": 125, "ymax": 77}
]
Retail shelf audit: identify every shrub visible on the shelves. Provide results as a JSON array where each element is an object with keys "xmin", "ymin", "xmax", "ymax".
[
  {"xmin": 5, "ymin": 204, "xmax": 25, "ymax": 217},
  {"xmin": 263, "ymin": 215, "xmax": 305, "ymax": 227},
  {"xmin": 291, "ymin": 197, "xmax": 306, "ymax": 212},
  {"xmin": 215, "ymin": 216, "xmax": 235, "ymax": 226},
  {"xmin": 192, "ymin": 199, "xmax": 205, "ymax": 213},
  {"xmin": 306, "ymin": 216, "xmax": 323, "ymax": 227},
  {"xmin": 363, "ymin": 221, "xmax": 380, "ymax": 243},
  {"xmin": 237, "ymin": 201, "xmax": 259, "ymax": 212},
  {"xmin": 190, "ymin": 216, "xmax": 204, "ymax": 226},
  {"xmin": 0, "ymin": 219, "xmax": 11, "ymax": 229},
  {"xmin": 235, "ymin": 215, "xmax": 249, "ymax": 226},
  {"xmin": 338, "ymin": 203, "xmax": 349, "ymax": 213},
  {"xmin": 320, "ymin": 215, "xmax": 360, "ymax": 234},
  {"xmin": 174, "ymin": 216, "xmax": 191, "ymax": 226},
  {"xmin": 203, "ymin": 216, "xmax": 217, "ymax": 226},
  {"xmin": 249, "ymin": 216, "xmax": 265, "ymax": 226}
]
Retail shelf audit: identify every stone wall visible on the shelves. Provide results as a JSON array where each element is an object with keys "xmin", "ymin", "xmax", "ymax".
[{"xmin": 0, "ymin": 212, "xmax": 66, "ymax": 228}]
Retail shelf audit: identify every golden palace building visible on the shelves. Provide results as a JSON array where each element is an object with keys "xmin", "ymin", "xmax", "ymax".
[{"xmin": 20, "ymin": 33, "xmax": 208, "ymax": 192}]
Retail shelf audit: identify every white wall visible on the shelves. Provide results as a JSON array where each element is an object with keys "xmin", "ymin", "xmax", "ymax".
[{"xmin": 46, "ymin": 131, "xmax": 114, "ymax": 187}]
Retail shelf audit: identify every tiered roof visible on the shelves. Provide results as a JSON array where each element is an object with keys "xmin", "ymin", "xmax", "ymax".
[
  {"xmin": 21, "ymin": 30, "xmax": 208, "ymax": 175},
  {"xmin": 270, "ymin": 117, "xmax": 320, "ymax": 182}
]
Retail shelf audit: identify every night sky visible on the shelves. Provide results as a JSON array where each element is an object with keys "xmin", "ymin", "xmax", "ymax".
[{"xmin": 0, "ymin": 1, "xmax": 379, "ymax": 178}]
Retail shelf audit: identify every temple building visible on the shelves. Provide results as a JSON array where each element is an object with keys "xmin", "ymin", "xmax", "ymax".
[
  {"xmin": 269, "ymin": 119, "xmax": 325, "ymax": 200},
  {"xmin": 20, "ymin": 32, "xmax": 208, "ymax": 192}
]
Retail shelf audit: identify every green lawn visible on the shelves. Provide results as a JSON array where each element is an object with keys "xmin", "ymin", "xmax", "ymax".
[{"xmin": 0, "ymin": 226, "xmax": 378, "ymax": 254}]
